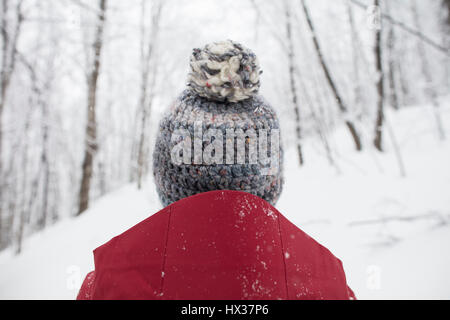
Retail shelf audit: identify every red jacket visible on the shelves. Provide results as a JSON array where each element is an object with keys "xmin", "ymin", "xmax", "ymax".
[{"xmin": 77, "ymin": 190, "xmax": 355, "ymax": 300}]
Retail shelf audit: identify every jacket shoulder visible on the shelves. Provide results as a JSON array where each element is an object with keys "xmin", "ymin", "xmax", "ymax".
[
  {"xmin": 77, "ymin": 271, "xmax": 95, "ymax": 300},
  {"xmin": 84, "ymin": 190, "xmax": 353, "ymax": 299}
]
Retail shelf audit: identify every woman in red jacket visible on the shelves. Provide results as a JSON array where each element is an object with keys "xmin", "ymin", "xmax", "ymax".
[{"xmin": 78, "ymin": 41, "xmax": 355, "ymax": 300}]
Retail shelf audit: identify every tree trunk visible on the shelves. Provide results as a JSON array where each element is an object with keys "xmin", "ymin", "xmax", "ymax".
[
  {"xmin": 0, "ymin": 0, "xmax": 7, "ymax": 249},
  {"xmin": 373, "ymin": 0, "xmax": 385, "ymax": 151},
  {"xmin": 385, "ymin": 1, "xmax": 399, "ymax": 110},
  {"xmin": 136, "ymin": 0, "xmax": 162, "ymax": 188},
  {"xmin": 77, "ymin": 0, "xmax": 107, "ymax": 215},
  {"xmin": 444, "ymin": 0, "xmax": 450, "ymax": 26},
  {"xmin": 39, "ymin": 101, "xmax": 50, "ymax": 228},
  {"xmin": 396, "ymin": 35, "xmax": 410, "ymax": 106},
  {"xmin": 23, "ymin": 57, "xmax": 52, "ymax": 230},
  {"xmin": 412, "ymin": 0, "xmax": 446, "ymax": 141},
  {"xmin": 443, "ymin": 0, "xmax": 450, "ymax": 91},
  {"xmin": 347, "ymin": 1, "xmax": 363, "ymax": 117},
  {"xmin": 285, "ymin": 1, "xmax": 304, "ymax": 166},
  {"xmin": 0, "ymin": 0, "xmax": 23, "ymax": 248},
  {"xmin": 350, "ymin": 0, "xmax": 448, "ymax": 55},
  {"xmin": 300, "ymin": 0, "xmax": 362, "ymax": 151}
]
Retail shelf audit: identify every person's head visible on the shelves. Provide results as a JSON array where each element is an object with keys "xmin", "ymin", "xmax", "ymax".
[{"xmin": 153, "ymin": 40, "xmax": 284, "ymax": 207}]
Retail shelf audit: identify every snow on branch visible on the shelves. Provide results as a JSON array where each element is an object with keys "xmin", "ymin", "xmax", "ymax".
[
  {"xmin": 348, "ymin": 211, "xmax": 450, "ymax": 227},
  {"xmin": 349, "ymin": 0, "xmax": 450, "ymax": 56}
]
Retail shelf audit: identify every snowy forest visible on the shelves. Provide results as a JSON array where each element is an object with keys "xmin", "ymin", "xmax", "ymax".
[{"xmin": 0, "ymin": 0, "xmax": 449, "ymax": 299}]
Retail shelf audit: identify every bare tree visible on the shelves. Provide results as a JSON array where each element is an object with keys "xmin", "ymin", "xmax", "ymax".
[
  {"xmin": 0, "ymin": 0, "xmax": 23, "ymax": 158},
  {"xmin": 445, "ymin": 0, "xmax": 450, "ymax": 26},
  {"xmin": 300, "ymin": 0, "xmax": 362, "ymax": 151},
  {"xmin": 0, "ymin": 0, "xmax": 23, "ymax": 248},
  {"xmin": 134, "ymin": 0, "xmax": 163, "ymax": 189},
  {"xmin": 347, "ymin": 0, "xmax": 364, "ymax": 116},
  {"xmin": 443, "ymin": 0, "xmax": 450, "ymax": 90},
  {"xmin": 284, "ymin": 0, "xmax": 304, "ymax": 166},
  {"xmin": 350, "ymin": 0, "xmax": 449, "ymax": 56},
  {"xmin": 291, "ymin": 9, "xmax": 337, "ymax": 169},
  {"xmin": 411, "ymin": 0, "xmax": 446, "ymax": 141},
  {"xmin": 385, "ymin": 1, "xmax": 399, "ymax": 110},
  {"xmin": 373, "ymin": 0, "xmax": 385, "ymax": 151},
  {"xmin": 14, "ymin": 1, "xmax": 61, "ymax": 250},
  {"xmin": 395, "ymin": 35, "xmax": 411, "ymax": 107},
  {"xmin": 20, "ymin": 58, "xmax": 51, "ymax": 230},
  {"xmin": 77, "ymin": 0, "xmax": 108, "ymax": 215}
]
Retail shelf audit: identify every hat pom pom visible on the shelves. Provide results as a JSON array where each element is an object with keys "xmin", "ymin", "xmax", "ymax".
[{"xmin": 187, "ymin": 40, "xmax": 262, "ymax": 103}]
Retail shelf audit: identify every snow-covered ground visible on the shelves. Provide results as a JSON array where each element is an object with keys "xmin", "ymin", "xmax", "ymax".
[{"xmin": 1, "ymin": 102, "xmax": 449, "ymax": 299}]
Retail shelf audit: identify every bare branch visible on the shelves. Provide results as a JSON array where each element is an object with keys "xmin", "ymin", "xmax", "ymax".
[
  {"xmin": 349, "ymin": 212, "xmax": 449, "ymax": 226},
  {"xmin": 349, "ymin": 0, "xmax": 449, "ymax": 56}
]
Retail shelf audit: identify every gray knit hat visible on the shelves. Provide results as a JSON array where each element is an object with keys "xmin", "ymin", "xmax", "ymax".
[{"xmin": 153, "ymin": 40, "xmax": 283, "ymax": 207}]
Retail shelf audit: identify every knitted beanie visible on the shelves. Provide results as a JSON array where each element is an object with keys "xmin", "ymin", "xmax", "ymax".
[{"xmin": 153, "ymin": 40, "xmax": 283, "ymax": 207}]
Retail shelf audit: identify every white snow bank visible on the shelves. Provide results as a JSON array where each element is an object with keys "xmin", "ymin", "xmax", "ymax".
[{"xmin": 0, "ymin": 185, "xmax": 161, "ymax": 299}]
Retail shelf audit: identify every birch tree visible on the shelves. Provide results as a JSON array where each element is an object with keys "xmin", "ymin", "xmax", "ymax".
[
  {"xmin": 385, "ymin": 1, "xmax": 399, "ymax": 110},
  {"xmin": 77, "ymin": 0, "xmax": 108, "ymax": 215},
  {"xmin": 284, "ymin": 0, "xmax": 304, "ymax": 166},
  {"xmin": 411, "ymin": 0, "xmax": 446, "ymax": 141},
  {"xmin": 347, "ymin": 0, "xmax": 364, "ymax": 116},
  {"xmin": 134, "ymin": 0, "xmax": 162, "ymax": 189},
  {"xmin": 373, "ymin": 0, "xmax": 385, "ymax": 151},
  {"xmin": 443, "ymin": 0, "xmax": 450, "ymax": 26},
  {"xmin": 300, "ymin": 0, "xmax": 363, "ymax": 151},
  {"xmin": 0, "ymin": 0, "xmax": 23, "ymax": 249}
]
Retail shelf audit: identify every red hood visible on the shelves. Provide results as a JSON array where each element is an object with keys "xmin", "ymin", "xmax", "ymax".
[{"xmin": 78, "ymin": 190, "xmax": 354, "ymax": 300}]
